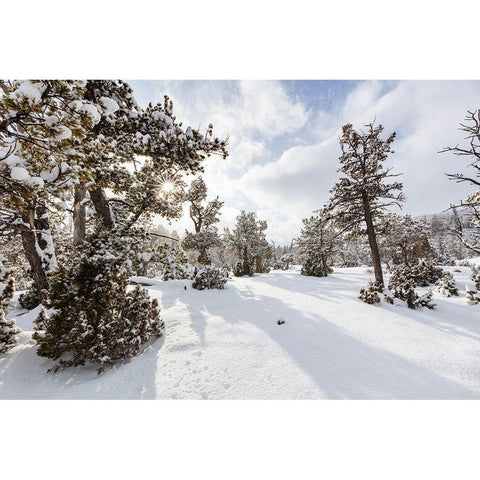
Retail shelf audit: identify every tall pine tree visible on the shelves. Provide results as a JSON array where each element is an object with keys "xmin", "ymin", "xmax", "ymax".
[{"xmin": 328, "ymin": 121, "xmax": 404, "ymax": 286}]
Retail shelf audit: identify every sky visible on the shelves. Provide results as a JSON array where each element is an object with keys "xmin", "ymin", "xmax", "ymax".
[{"xmin": 130, "ymin": 80, "xmax": 480, "ymax": 245}]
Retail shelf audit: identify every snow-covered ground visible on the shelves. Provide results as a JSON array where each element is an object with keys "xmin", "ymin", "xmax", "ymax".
[{"xmin": 1, "ymin": 266, "xmax": 480, "ymax": 399}]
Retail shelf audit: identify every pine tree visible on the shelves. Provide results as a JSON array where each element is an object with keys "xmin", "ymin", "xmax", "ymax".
[
  {"xmin": 182, "ymin": 176, "xmax": 223, "ymax": 265},
  {"xmin": 435, "ymin": 272, "xmax": 459, "ymax": 297},
  {"xmin": 296, "ymin": 208, "xmax": 338, "ymax": 277},
  {"xmin": 328, "ymin": 121, "xmax": 404, "ymax": 286},
  {"xmin": 466, "ymin": 285, "xmax": 480, "ymax": 305},
  {"xmin": 156, "ymin": 244, "xmax": 190, "ymax": 281},
  {"xmin": 358, "ymin": 281, "xmax": 382, "ymax": 304},
  {"xmin": 224, "ymin": 211, "xmax": 272, "ymax": 276}
]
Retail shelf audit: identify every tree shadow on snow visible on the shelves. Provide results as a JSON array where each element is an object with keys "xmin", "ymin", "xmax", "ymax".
[
  {"xmin": 0, "ymin": 332, "xmax": 164, "ymax": 400},
  {"xmin": 187, "ymin": 285, "xmax": 480, "ymax": 399}
]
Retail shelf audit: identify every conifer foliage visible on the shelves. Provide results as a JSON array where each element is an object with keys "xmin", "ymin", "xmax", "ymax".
[
  {"xmin": 0, "ymin": 80, "xmax": 95, "ymax": 300},
  {"xmin": 296, "ymin": 208, "xmax": 337, "ymax": 277},
  {"xmin": 225, "ymin": 211, "xmax": 272, "ymax": 276},
  {"xmin": 358, "ymin": 281, "xmax": 382, "ymax": 304},
  {"xmin": 33, "ymin": 230, "xmax": 164, "ymax": 373},
  {"xmin": 465, "ymin": 267, "xmax": 480, "ymax": 304},
  {"xmin": 182, "ymin": 176, "xmax": 223, "ymax": 265},
  {"xmin": 192, "ymin": 266, "xmax": 229, "ymax": 290},
  {"xmin": 380, "ymin": 214, "xmax": 435, "ymax": 266},
  {"xmin": 0, "ymin": 255, "xmax": 19, "ymax": 354},
  {"xmin": 435, "ymin": 271, "xmax": 459, "ymax": 297},
  {"xmin": 443, "ymin": 109, "xmax": 480, "ymax": 255},
  {"xmin": 387, "ymin": 260, "xmax": 438, "ymax": 309},
  {"xmin": 156, "ymin": 244, "xmax": 190, "ymax": 281}
]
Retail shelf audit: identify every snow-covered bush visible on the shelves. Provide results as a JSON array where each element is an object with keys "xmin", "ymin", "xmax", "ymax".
[
  {"xmin": 33, "ymin": 231, "xmax": 164, "ymax": 373},
  {"xmin": 359, "ymin": 281, "xmax": 382, "ymax": 304},
  {"xmin": 388, "ymin": 274, "xmax": 435, "ymax": 310},
  {"xmin": 466, "ymin": 285, "xmax": 480, "ymax": 305},
  {"xmin": 471, "ymin": 267, "xmax": 480, "ymax": 287},
  {"xmin": 19, "ymin": 284, "xmax": 41, "ymax": 310},
  {"xmin": 0, "ymin": 309, "xmax": 19, "ymax": 354},
  {"xmin": 1, "ymin": 255, "xmax": 20, "ymax": 353},
  {"xmin": 389, "ymin": 260, "xmax": 443, "ymax": 290},
  {"xmin": 301, "ymin": 255, "xmax": 333, "ymax": 277},
  {"xmin": 192, "ymin": 266, "xmax": 229, "ymax": 290},
  {"xmin": 273, "ymin": 253, "xmax": 295, "ymax": 270},
  {"xmin": 0, "ymin": 256, "xmax": 14, "ymax": 307},
  {"xmin": 435, "ymin": 272, "xmax": 459, "ymax": 297},
  {"xmin": 156, "ymin": 244, "xmax": 190, "ymax": 281},
  {"xmin": 465, "ymin": 268, "xmax": 480, "ymax": 304},
  {"xmin": 409, "ymin": 259, "xmax": 443, "ymax": 287}
]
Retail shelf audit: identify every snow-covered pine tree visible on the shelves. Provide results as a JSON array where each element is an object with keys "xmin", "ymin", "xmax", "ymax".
[
  {"xmin": 279, "ymin": 252, "xmax": 295, "ymax": 270},
  {"xmin": 192, "ymin": 265, "xmax": 229, "ymax": 290},
  {"xmin": 335, "ymin": 236, "xmax": 370, "ymax": 267},
  {"xmin": 358, "ymin": 280, "xmax": 382, "ymax": 304},
  {"xmin": 0, "ymin": 254, "xmax": 19, "ymax": 353},
  {"xmin": 296, "ymin": 208, "xmax": 338, "ymax": 277},
  {"xmin": 328, "ymin": 121, "xmax": 404, "ymax": 287},
  {"xmin": 380, "ymin": 213, "xmax": 435, "ymax": 267},
  {"xmin": 464, "ymin": 266, "xmax": 480, "ymax": 304},
  {"xmin": 224, "ymin": 211, "xmax": 272, "ymax": 276},
  {"xmin": 466, "ymin": 285, "xmax": 480, "ymax": 304},
  {"xmin": 435, "ymin": 271, "xmax": 459, "ymax": 297},
  {"xmin": 155, "ymin": 244, "xmax": 190, "ymax": 281},
  {"xmin": 182, "ymin": 176, "xmax": 223, "ymax": 266},
  {"xmin": 408, "ymin": 259, "xmax": 443, "ymax": 287},
  {"xmin": 388, "ymin": 263, "xmax": 436, "ymax": 309}
]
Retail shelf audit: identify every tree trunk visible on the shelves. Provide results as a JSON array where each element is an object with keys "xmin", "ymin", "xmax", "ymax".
[
  {"xmin": 89, "ymin": 187, "xmax": 113, "ymax": 230},
  {"xmin": 256, "ymin": 256, "xmax": 262, "ymax": 274},
  {"xmin": 362, "ymin": 192, "xmax": 384, "ymax": 286},
  {"xmin": 20, "ymin": 209, "xmax": 49, "ymax": 300},
  {"xmin": 321, "ymin": 255, "xmax": 328, "ymax": 277},
  {"xmin": 243, "ymin": 246, "xmax": 250, "ymax": 276},
  {"xmin": 34, "ymin": 205, "xmax": 56, "ymax": 271},
  {"xmin": 73, "ymin": 186, "xmax": 87, "ymax": 245}
]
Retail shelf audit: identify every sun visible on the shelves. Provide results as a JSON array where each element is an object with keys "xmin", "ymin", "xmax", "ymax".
[{"xmin": 162, "ymin": 181, "xmax": 174, "ymax": 193}]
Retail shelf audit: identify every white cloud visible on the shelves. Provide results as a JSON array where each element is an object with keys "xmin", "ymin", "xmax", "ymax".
[
  {"xmin": 230, "ymin": 81, "xmax": 480, "ymax": 243},
  {"xmin": 134, "ymin": 80, "xmax": 480, "ymax": 244}
]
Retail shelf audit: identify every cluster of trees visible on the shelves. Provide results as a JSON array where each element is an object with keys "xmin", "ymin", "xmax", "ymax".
[
  {"xmin": 0, "ymin": 80, "xmax": 229, "ymax": 368},
  {"xmin": 0, "ymin": 80, "xmax": 280, "ymax": 368},
  {"xmin": 296, "ymin": 112, "xmax": 480, "ymax": 308}
]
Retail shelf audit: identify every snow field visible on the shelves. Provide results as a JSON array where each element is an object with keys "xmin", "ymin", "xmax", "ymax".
[{"xmin": 1, "ymin": 266, "xmax": 480, "ymax": 399}]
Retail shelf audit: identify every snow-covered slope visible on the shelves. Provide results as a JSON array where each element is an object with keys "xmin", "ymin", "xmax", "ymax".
[{"xmin": 1, "ymin": 266, "xmax": 480, "ymax": 399}]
